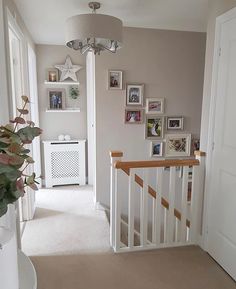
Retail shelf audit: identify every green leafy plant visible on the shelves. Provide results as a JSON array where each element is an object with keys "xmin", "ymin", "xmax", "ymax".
[
  {"xmin": 0, "ymin": 96, "xmax": 42, "ymax": 217},
  {"xmin": 69, "ymin": 86, "xmax": 79, "ymax": 99}
]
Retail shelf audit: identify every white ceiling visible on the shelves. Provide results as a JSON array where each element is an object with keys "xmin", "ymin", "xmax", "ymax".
[{"xmin": 14, "ymin": 0, "xmax": 209, "ymax": 45}]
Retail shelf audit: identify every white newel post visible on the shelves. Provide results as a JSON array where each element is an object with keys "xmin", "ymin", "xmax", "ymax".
[
  {"xmin": 0, "ymin": 205, "xmax": 19, "ymax": 289},
  {"xmin": 109, "ymin": 151, "xmax": 123, "ymax": 249}
]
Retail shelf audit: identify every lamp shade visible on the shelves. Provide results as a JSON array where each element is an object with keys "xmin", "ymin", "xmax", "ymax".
[{"xmin": 66, "ymin": 14, "xmax": 123, "ymax": 52}]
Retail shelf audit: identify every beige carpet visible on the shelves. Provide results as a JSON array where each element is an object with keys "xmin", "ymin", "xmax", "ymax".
[
  {"xmin": 31, "ymin": 247, "xmax": 236, "ymax": 289},
  {"xmin": 22, "ymin": 185, "xmax": 111, "ymax": 255},
  {"xmin": 22, "ymin": 186, "xmax": 236, "ymax": 289}
]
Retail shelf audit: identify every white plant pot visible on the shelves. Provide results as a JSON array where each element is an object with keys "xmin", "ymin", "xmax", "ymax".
[
  {"xmin": 0, "ymin": 204, "xmax": 15, "ymax": 248},
  {"xmin": 0, "ymin": 204, "xmax": 19, "ymax": 289}
]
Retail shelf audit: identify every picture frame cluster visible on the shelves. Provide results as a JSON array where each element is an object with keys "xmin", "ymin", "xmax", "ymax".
[{"xmin": 108, "ymin": 70, "xmax": 196, "ymax": 158}]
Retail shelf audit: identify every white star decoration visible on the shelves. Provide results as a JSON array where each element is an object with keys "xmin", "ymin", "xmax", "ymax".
[{"xmin": 55, "ymin": 56, "xmax": 82, "ymax": 82}]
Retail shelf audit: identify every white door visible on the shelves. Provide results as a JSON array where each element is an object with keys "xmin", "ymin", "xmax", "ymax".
[{"xmin": 207, "ymin": 10, "xmax": 236, "ymax": 281}]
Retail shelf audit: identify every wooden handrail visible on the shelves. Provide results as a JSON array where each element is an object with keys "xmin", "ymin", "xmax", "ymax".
[
  {"xmin": 115, "ymin": 159, "xmax": 199, "ymax": 170},
  {"xmin": 122, "ymin": 168, "xmax": 190, "ymax": 228},
  {"xmin": 110, "ymin": 151, "xmax": 123, "ymax": 158},
  {"xmin": 194, "ymin": 150, "xmax": 206, "ymax": 157}
]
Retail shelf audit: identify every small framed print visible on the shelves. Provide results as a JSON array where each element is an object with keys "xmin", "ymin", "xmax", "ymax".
[
  {"xmin": 125, "ymin": 109, "xmax": 144, "ymax": 124},
  {"xmin": 165, "ymin": 134, "xmax": 191, "ymax": 157},
  {"xmin": 150, "ymin": 141, "xmax": 163, "ymax": 157},
  {"xmin": 47, "ymin": 68, "xmax": 59, "ymax": 82},
  {"xmin": 47, "ymin": 88, "xmax": 66, "ymax": 110},
  {"xmin": 126, "ymin": 84, "xmax": 144, "ymax": 106},
  {"xmin": 108, "ymin": 70, "xmax": 123, "ymax": 90},
  {"xmin": 146, "ymin": 98, "xmax": 164, "ymax": 114},
  {"xmin": 145, "ymin": 116, "xmax": 164, "ymax": 139},
  {"xmin": 166, "ymin": 116, "xmax": 184, "ymax": 130}
]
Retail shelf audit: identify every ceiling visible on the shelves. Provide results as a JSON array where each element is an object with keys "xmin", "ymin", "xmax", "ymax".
[{"xmin": 14, "ymin": 0, "xmax": 209, "ymax": 45}]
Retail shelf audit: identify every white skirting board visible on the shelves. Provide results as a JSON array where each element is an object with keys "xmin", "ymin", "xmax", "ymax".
[{"xmin": 43, "ymin": 140, "xmax": 86, "ymax": 188}]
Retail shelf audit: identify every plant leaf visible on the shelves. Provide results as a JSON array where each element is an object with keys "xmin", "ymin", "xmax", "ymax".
[
  {"xmin": 10, "ymin": 117, "xmax": 26, "ymax": 124},
  {"xmin": 26, "ymin": 156, "xmax": 34, "ymax": 164},
  {"xmin": 21, "ymin": 95, "xmax": 29, "ymax": 103},
  {"xmin": 17, "ymin": 108, "xmax": 29, "ymax": 115}
]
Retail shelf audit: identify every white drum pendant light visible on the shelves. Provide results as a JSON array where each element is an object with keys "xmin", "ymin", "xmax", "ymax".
[{"xmin": 66, "ymin": 2, "xmax": 123, "ymax": 55}]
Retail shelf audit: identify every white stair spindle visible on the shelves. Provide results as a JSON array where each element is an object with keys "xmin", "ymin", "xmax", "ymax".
[
  {"xmin": 128, "ymin": 169, "xmax": 135, "ymax": 248},
  {"xmin": 114, "ymin": 169, "xmax": 121, "ymax": 252},
  {"xmin": 141, "ymin": 169, "xmax": 148, "ymax": 247},
  {"xmin": 167, "ymin": 167, "xmax": 176, "ymax": 243},
  {"xmin": 156, "ymin": 167, "xmax": 163, "ymax": 245},
  {"xmin": 180, "ymin": 166, "xmax": 189, "ymax": 242}
]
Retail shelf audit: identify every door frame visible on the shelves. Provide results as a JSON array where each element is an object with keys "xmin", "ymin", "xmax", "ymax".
[{"xmin": 202, "ymin": 6, "xmax": 236, "ymax": 251}]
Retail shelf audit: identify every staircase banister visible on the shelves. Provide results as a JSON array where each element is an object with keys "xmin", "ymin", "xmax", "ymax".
[
  {"xmin": 110, "ymin": 150, "xmax": 124, "ymax": 158},
  {"xmin": 115, "ymin": 159, "xmax": 200, "ymax": 170}
]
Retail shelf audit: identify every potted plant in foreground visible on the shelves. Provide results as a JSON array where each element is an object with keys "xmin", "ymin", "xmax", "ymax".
[{"xmin": 0, "ymin": 95, "xmax": 42, "ymax": 245}]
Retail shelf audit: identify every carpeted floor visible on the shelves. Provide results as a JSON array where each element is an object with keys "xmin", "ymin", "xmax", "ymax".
[
  {"xmin": 22, "ymin": 185, "xmax": 111, "ymax": 256},
  {"xmin": 22, "ymin": 186, "xmax": 236, "ymax": 289}
]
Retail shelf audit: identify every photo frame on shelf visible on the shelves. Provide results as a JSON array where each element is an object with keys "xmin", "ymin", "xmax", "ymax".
[
  {"xmin": 150, "ymin": 141, "xmax": 163, "ymax": 157},
  {"xmin": 108, "ymin": 70, "xmax": 123, "ymax": 90},
  {"xmin": 145, "ymin": 116, "xmax": 164, "ymax": 139},
  {"xmin": 125, "ymin": 108, "xmax": 144, "ymax": 124},
  {"xmin": 165, "ymin": 134, "xmax": 191, "ymax": 157},
  {"xmin": 166, "ymin": 116, "xmax": 184, "ymax": 130},
  {"xmin": 146, "ymin": 98, "xmax": 164, "ymax": 114},
  {"xmin": 47, "ymin": 88, "xmax": 66, "ymax": 110},
  {"xmin": 46, "ymin": 68, "xmax": 59, "ymax": 82},
  {"xmin": 126, "ymin": 84, "xmax": 144, "ymax": 106}
]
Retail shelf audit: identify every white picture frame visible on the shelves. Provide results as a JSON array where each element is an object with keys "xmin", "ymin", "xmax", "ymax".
[
  {"xmin": 165, "ymin": 134, "xmax": 191, "ymax": 157},
  {"xmin": 166, "ymin": 116, "xmax": 184, "ymax": 130},
  {"xmin": 125, "ymin": 108, "xmax": 144, "ymax": 124},
  {"xmin": 108, "ymin": 70, "xmax": 123, "ymax": 90},
  {"xmin": 146, "ymin": 98, "xmax": 164, "ymax": 114},
  {"xmin": 47, "ymin": 88, "xmax": 66, "ymax": 110},
  {"xmin": 150, "ymin": 141, "xmax": 163, "ymax": 157},
  {"xmin": 126, "ymin": 84, "xmax": 144, "ymax": 106}
]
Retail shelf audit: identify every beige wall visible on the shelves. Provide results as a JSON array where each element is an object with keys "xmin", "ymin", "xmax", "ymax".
[
  {"xmin": 36, "ymin": 45, "xmax": 87, "ymax": 141},
  {"xmin": 95, "ymin": 27, "xmax": 206, "ymax": 206},
  {"xmin": 200, "ymin": 0, "xmax": 236, "ymax": 150}
]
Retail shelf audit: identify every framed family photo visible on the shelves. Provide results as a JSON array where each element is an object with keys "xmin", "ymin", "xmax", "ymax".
[
  {"xmin": 150, "ymin": 141, "xmax": 163, "ymax": 157},
  {"xmin": 126, "ymin": 84, "xmax": 144, "ymax": 106},
  {"xmin": 46, "ymin": 68, "xmax": 59, "ymax": 82},
  {"xmin": 145, "ymin": 116, "xmax": 164, "ymax": 139},
  {"xmin": 166, "ymin": 116, "xmax": 184, "ymax": 130},
  {"xmin": 47, "ymin": 88, "xmax": 66, "ymax": 110},
  {"xmin": 125, "ymin": 109, "xmax": 144, "ymax": 124},
  {"xmin": 146, "ymin": 98, "xmax": 164, "ymax": 114},
  {"xmin": 108, "ymin": 70, "xmax": 123, "ymax": 90},
  {"xmin": 165, "ymin": 134, "xmax": 191, "ymax": 157}
]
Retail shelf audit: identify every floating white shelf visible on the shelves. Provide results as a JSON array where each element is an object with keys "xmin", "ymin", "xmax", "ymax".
[
  {"xmin": 44, "ymin": 81, "xmax": 80, "ymax": 85},
  {"xmin": 46, "ymin": 109, "xmax": 80, "ymax": 113}
]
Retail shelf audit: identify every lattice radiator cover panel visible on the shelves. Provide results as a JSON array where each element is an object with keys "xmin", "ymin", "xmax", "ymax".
[{"xmin": 43, "ymin": 140, "xmax": 86, "ymax": 187}]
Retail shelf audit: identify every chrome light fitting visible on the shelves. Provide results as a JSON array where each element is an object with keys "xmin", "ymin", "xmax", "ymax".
[{"xmin": 65, "ymin": 2, "xmax": 123, "ymax": 55}]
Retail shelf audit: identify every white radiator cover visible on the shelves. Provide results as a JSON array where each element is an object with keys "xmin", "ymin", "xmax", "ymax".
[{"xmin": 43, "ymin": 140, "xmax": 86, "ymax": 187}]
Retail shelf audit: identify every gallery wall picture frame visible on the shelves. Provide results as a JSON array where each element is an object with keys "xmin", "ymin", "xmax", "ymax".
[
  {"xmin": 108, "ymin": 70, "xmax": 123, "ymax": 90},
  {"xmin": 145, "ymin": 116, "xmax": 164, "ymax": 139},
  {"xmin": 146, "ymin": 98, "xmax": 164, "ymax": 114},
  {"xmin": 165, "ymin": 134, "xmax": 191, "ymax": 157},
  {"xmin": 166, "ymin": 116, "xmax": 184, "ymax": 130},
  {"xmin": 47, "ymin": 88, "xmax": 66, "ymax": 110},
  {"xmin": 126, "ymin": 84, "xmax": 144, "ymax": 106},
  {"xmin": 150, "ymin": 141, "xmax": 163, "ymax": 157},
  {"xmin": 125, "ymin": 108, "xmax": 144, "ymax": 124},
  {"xmin": 47, "ymin": 68, "xmax": 59, "ymax": 82}
]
